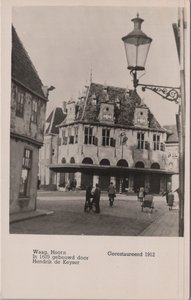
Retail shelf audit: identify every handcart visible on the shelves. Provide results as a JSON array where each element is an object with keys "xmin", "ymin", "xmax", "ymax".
[
  {"xmin": 167, "ymin": 192, "xmax": 174, "ymax": 210},
  {"xmin": 141, "ymin": 195, "xmax": 154, "ymax": 213}
]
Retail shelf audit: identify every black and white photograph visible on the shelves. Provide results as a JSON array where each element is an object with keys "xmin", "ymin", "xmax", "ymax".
[
  {"xmin": 1, "ymin": 0, "xmax": 190, "ymax": 299},
  {"xmin": 9, "ymin": 4, "xmax": 187, "ymax": 237}
]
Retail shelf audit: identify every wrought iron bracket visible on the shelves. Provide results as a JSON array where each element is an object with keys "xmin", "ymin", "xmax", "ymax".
[
  {"xmin": 130, "ymin": 69, "xmax": 180, "ymax": 103},
  {"xmin": 139, "ymin": 84, "xmax": 180, "ymax": 103}
]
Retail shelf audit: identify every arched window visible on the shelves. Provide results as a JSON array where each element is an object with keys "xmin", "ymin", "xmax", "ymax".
[
  {"xmin": 61, "ymin": 157, "xmax": 66, "ymax": 164},
  {"xmin": 151, "ymin": 163, "xmax": 160, "ymax": 169},
  {"xmin": 135, "ymin": 161, "xmax": 145, "ymax": 168},
  {"xmin": 70, "ymin": 157, "xmax": 75, "ymax": 164},
  {"xmin": 117, "ymin": 159, "xmax": 128, "ymax": 167},
  {"xmin": 100, "ymin": 159, "xmax": 110, "ymax": 166},
  {"xmin": 82, "ymin": 157, "xmax": 93, "ymax": 164}
]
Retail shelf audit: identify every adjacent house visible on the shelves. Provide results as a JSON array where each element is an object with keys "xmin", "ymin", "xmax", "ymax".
[
  {"xmin": 10, "ymin": 26, "xmax": 49, "ymax": 214},
  {"xmin": 39, "ymin": 107, "xmax": 66, "ymax": 189},
  {"xmin": 45, "ymin": 82, "xmax": 177, "ymax": 194},
  {"xmin": 164, "ymin": 124, "xmax": 179, "ymax": 190}
]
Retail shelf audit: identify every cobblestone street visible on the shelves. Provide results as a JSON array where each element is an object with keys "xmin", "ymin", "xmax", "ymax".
[{"xmin": 10, "ymin": 191, "xmax": 179, "ymax": 236}]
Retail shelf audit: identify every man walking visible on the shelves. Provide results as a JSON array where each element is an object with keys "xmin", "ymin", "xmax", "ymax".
[
  {"xmin": 108, "ymin": 182, "xmax": 116, "ymax": 207},
  {"xmin": 93, "ymin": 184, "xmax": 101, "ymax": 213}
]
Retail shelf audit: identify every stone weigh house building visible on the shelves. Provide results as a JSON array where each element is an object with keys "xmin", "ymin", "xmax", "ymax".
[
  {"xmin": 41, "ymin": 82, "xmax": 178, "ymax": 194},
  {"xmin": 10, "ymin": 26, "xmax": 48, "ymax": 214}
]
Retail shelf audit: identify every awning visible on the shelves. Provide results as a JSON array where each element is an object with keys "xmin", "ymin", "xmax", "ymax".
[{"xmin": 48, "ymin": 163, "xmax": 178, "ymax": 176}]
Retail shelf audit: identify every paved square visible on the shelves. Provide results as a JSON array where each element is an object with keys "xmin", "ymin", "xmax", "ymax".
[{"xmin": 10, "ymin": 192, "xmax": 179, "ymax": 236}]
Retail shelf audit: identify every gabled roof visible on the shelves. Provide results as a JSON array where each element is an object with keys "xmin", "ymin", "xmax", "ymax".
[
  {"xmin": 12, "ymin": 26, "xmax": 46, "ymax": 99},
  {"xmin": 45, "ymin": 107, "xmax": 66, "ymax": 134},
  {"xmin": 164, "ymin": 125, "xmax": 179, "ymax": 143},
  {"xmin": 76, "ymin": 82, "xmax": 162, "ymax": 130}
]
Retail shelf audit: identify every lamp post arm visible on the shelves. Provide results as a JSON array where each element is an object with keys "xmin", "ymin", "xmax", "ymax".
[{"xmin": 138, "ymin": 83, "xmax": 180, "ymax": 103}]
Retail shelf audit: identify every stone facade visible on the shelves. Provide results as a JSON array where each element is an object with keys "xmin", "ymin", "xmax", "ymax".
[{"xmin": 45, "ymin": 82, "xmax": 177, "ymax": 194}]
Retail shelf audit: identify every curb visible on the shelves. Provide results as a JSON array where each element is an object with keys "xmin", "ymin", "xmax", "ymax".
[{"xmin": 10, "ymin": 209, "xmax": 54, "ymax": 224}]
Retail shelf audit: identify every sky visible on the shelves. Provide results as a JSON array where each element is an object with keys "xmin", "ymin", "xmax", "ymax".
[{"xmin": 12, "ymin": 5, "xmax": 181, "ymax": 126}]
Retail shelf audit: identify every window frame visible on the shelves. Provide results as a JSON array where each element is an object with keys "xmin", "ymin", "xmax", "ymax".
[
  {"xmin": 74, "ymin": 126, "xmax": 78, "ymax": 143},
  {"xmin": 16, "ymin": 90, "xmax": 25, "ymax": 118},
  {"xmin": 153, "ymin": 134, "xmax": 160, "ymax": 150},
  {"xmin": 137, "ymin": 132, "xmax": 145, "ymax": 149},
  {"xmin": 84, "ymin": 127, "xmax": 93, "ymax": 145},
  {"xmin": 102, "ymin": 128, "xmax": 110, "ymax": 146},
  {"xmin": 19, "ymin": 148, "xmax": 32, "ymax": 197},
  {"xmin": 31, "ymin": 98, "xmax": 38, "ymax": 123}
]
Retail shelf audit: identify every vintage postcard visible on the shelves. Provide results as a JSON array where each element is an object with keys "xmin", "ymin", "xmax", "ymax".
[{"xmin": 1, "ymin": 0, "xmax": 190, "ymax": 299}]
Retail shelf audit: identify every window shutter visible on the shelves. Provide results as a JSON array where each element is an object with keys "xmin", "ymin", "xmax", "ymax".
[{"xmin": 110, "ymin": 138, "xmax": 116, "ymax": 147}]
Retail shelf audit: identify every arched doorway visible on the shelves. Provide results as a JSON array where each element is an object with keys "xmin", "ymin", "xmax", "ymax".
[
  {"xmin": 150, "ymin": 163, "xmax": 160, "ymax": 194},
  {"xmin": 116, "ymin": 159, "xmax": 129, "ymax": 193},
  {"xmin": 99, "ymin": 159, "xmax": 110, "ymax": 191},
  {"xmin": 81, "ymin": 157, "xmax": 93, "ymax": 190},
  {"xmin": 59, "ymin": 157, "xmax": 66, "ymax": 187},
  {"xmin": 134, "ymin": 161, "xmax": 145, "ymax": 192}
]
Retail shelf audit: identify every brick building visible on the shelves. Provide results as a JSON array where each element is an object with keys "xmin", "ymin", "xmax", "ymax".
[
  {"xmin": 47, "ymin": 82, "xmax": 176, "ymax": 194},
  {"xmin": 10, "ymin": 26, "xmax": 49, "ymax": 214}
]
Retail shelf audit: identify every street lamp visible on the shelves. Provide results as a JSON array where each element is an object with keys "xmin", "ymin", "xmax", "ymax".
[
  {"xmin": 121, "ymin": 13, "xmax": 185, "ymax": 237},
  {"xmin": 122, "ymin": 13, "xmax": 152, "ymax": 77},
  {"xmin": 122, "ymin": 13, "xmax": 180, "ymax": 103}
]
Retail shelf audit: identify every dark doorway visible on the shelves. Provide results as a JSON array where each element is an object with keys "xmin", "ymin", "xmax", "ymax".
[
  {"xmin": 116, "ymin": 177, "xmax": 129, "ymax": 193},
  {"xmin": 99, "ymin": 159, "xmax": 110, "ymax": 191},
  {"xmin": 134, "ymin": 174, "xmax": 145, "ymax": 192},
  {"xmin": 69, "ymin": 157, "xmax": 75, "ymax": 186},
  {"xmin": 150, "ymin": 175, "xmax": 160, "ymax": 194},
  {"xmin": 150, "ymin": 163, "xmax": 161, "ymax": 194},
  {"xmin": 134, "ymin": 161, "xmax": 145, "ymax": 191},
  {"xmin": 116, "ymin": 160, "xmax": 129, "ymax": 192},
  {"xmin": 81, "ymin": 157, "xmax": 93, "ymax": 189},
  {"xmin": 59, "ymin": 173, "xmax": 66, "ymax": 187},
  {"xmin": 59, "ymin": 158, "xmax": 67, "ymax": 187}
]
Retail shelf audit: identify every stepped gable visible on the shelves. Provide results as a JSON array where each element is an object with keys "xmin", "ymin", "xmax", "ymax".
[
  {"xmin": 12, "ymin": 26, "xmax": 46, "ymax": 99},
  {"xmin": 82, "ymin": 82, "xmax": 163, "ymax": 130}
]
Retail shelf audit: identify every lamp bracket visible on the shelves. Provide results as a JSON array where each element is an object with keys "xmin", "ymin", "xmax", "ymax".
[{"xmin": 138, "ymin": 83, "xmax": 180, "ymax": 103}]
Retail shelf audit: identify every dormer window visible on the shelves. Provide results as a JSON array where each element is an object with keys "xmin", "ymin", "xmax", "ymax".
[
  {"xmin": 134, "ymin": 105, "xmax": 148, "ymax": 127},
  {"xmin": 98, "ymin": 102, "xmax": 114, "ymax": 124}
]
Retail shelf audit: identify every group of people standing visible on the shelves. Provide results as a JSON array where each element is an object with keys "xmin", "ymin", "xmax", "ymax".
[{"xmin": 84, "ymin": 182, "xmax": 116, "ymax": 213}]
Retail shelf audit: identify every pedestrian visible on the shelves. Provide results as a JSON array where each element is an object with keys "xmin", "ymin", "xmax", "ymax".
[
  {"xmin": 84, "ymin": 185, "xmax": 93, "ymax": 212},
  {"xmin": 92, "ymin": 183, "xmax": 101, "ymax": 213},
  {"xmin": 162, "ymin": 186, "xmax": 172, "ymax": 205},
  {"xmin": 108, "ymin": 182, "xmax": 116, "ymax": 207},
  {"xmin": 136, "ymin": 188, "xmax": 140, "ymax": 201},
  {"xmin": 138, "ymin": 187, "xmax": 145, "ymax": 202}
]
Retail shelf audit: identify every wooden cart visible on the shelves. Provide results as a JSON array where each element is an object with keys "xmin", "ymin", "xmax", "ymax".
[{"xmin": 141, "ymin": 195, "xmax": 154, "ymax": 213}]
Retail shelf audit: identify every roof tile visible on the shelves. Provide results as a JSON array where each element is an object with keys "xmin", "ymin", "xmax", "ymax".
[{"xmin": 12, "ymin": 26, "xmax": 46, "ymax": 99}]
